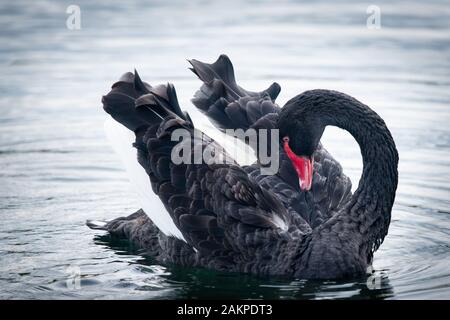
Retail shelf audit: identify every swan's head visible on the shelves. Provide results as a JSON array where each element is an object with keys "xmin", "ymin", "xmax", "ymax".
[{"xmin": 278, "ymin": 96, "xmax": 326, "ymax": 191}]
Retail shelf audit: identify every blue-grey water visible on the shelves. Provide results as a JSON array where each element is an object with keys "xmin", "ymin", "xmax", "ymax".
[{"xmin": 1, "ymin": 0, "xmax": 449, "ymax": 299}]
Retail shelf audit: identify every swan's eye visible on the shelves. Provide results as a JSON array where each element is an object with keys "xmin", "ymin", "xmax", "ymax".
[{"xmin": 283, "ymin": 136, "xmax": 290, "ymax": 143}]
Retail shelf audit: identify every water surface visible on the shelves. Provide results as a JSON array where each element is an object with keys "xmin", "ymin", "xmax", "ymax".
[{"xmin": 0, "ymin": 0, "xmax": 449, "ymax": 299}]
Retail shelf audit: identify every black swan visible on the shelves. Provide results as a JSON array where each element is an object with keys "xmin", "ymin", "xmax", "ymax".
[{"xmin": 88, "ymin": 55, "xmax": 398, "ymax": 279}]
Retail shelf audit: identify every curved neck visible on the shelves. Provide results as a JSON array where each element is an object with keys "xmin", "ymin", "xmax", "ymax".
[
  {"xmin": 322, "ymin": 92, "xmax": 398, "ymax": 206},
  {"xmin": 282, "ymin": 90, "xmax": 398, "ymax": 263},
  {"xmin": 316, "ymin": 90, "xmax": 398, "ymax": 258}
]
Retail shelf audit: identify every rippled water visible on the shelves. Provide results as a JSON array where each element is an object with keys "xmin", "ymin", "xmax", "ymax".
[{"xmin": 1, "ymin": 0, "xmax": 449, "ymax": 299}]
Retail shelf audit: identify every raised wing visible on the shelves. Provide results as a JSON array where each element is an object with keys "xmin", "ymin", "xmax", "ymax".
[
  {"xmin": 103, "ymin": 117, "xmax": 186, "ymax": 240},
  {"xmin": 102, "ymin": 72, "xmax": 310, "ymax": 272},
  {"xmin": 189, "ymin": 54, "xmax": 281, "ymax": 131}
]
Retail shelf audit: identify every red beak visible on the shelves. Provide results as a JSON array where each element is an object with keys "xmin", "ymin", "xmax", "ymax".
[{"xmin": 283, "ymin": 138, "xmax": 313, "ymax": 191}]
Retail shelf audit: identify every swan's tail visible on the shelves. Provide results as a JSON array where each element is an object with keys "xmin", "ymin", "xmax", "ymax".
[
  {"xmin": 86, "ymin": 219, "xmax": 108, "ymax": 230},
  {"xmin": 86, "ymin": 209, "xmax": 147, "ymax": 234},
  {"xmin": 86, "ymin": 209, "xmax": 162, "ymax": 252}
]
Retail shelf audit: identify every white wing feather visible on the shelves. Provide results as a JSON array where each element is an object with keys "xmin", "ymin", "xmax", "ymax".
[{"xmin": 104, "ymin": 117, "xmax": 186, "ymax": 241}]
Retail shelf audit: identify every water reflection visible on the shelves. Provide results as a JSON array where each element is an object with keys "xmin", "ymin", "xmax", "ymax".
[{"xmin": 94, "ymin": 233, "xmax": 396, "ymax": 299}]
